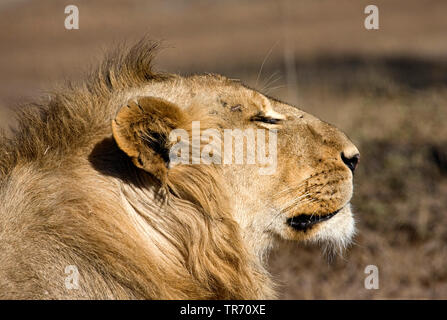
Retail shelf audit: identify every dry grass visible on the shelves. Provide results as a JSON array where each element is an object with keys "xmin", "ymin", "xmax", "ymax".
[{"xmin": 0, "ymin": 0, "xmax": 446, "ymax": 299}]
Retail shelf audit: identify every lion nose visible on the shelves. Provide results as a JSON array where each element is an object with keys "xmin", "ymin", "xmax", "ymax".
[{"xmin": 341, "ymin": 151, "xmax": 360, "ymax": 173}]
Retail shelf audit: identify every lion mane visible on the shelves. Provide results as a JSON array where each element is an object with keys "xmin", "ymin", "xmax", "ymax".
[{"xmin": 0, "ymin": 41, "xmax": 274, "ymax": 299}]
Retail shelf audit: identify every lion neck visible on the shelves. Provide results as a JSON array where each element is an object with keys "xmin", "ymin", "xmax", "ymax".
[{"xmin": 117, "ymin": 164, "xmax": 276, "ymax": 299}]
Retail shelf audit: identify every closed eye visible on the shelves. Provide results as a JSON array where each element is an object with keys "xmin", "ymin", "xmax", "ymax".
[{"xmin": 250, "ymin": 114, "xmax": 282, "ymax": 124}]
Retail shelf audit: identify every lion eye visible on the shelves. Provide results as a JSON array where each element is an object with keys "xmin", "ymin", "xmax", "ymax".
[{"xmin": 250, "ymin": 115, "xmax": 282, "ymax": 124}]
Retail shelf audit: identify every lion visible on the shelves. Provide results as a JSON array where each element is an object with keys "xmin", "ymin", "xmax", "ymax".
[{"xmin": 0, "ymin": 41, "xmax": 360, "ymax": 299}]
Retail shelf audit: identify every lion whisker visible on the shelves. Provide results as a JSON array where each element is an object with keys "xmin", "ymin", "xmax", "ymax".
[{"xmin": 255, "ymin": 40, "xmax": 280, "ymax": 89}]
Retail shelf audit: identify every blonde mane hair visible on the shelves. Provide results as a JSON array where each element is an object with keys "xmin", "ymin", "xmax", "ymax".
[{"xmin": 0, "ymin": 41, "xmax": 274, "ymax": 299}]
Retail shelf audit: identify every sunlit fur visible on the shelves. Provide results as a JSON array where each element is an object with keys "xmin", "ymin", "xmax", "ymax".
[{"xmin": 0, "ymin": 40, "xmax": 359, "ymax": 299}]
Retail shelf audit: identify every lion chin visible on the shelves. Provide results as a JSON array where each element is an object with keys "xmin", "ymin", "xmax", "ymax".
[
  {"xmin": 276, "ymin": 203, "xmax": 355, "ymax": 258},
  {"xmin": 307, "ymin": 204, "xmax": 356, "ymax": 257}
]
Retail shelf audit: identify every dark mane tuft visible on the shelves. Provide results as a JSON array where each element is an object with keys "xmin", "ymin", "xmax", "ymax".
[{"xmin": 0, "ymin": 40, "xmax": 164, "ymax": 178}]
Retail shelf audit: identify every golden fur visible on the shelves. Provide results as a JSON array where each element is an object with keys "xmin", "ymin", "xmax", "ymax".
[{"xmin": 0, "ymin": 40, "xmax": 359, "ymax": 299}]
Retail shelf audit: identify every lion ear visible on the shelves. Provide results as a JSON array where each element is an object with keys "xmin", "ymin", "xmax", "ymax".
[{"xmin": 112, "ymin": 96, "xmax": 187, "ymax": 183}]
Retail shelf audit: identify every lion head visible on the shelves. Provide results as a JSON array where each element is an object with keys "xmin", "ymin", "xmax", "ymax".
[
  {"xmin": 112, "ymin": 74, "xmax": 359, "ymax": 255},
  {"xmin": 0, "ymin": 41, "xmax": 359, "ymax": 299}
]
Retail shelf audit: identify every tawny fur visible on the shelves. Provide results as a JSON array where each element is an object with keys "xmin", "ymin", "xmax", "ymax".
[{"xmin": 0, "ymin": 40, "xmax": 359, "ymax": 299}]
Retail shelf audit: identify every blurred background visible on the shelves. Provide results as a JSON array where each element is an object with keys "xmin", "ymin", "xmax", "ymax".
[{"xmin": 1, "ymin": 0, "xmax": 446, "ymax": 299}]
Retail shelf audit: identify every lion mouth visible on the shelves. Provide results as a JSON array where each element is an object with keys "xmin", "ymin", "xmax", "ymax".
[{"xmin": 286, "ymin": 209, "xmax": 341, "ymax": 231}]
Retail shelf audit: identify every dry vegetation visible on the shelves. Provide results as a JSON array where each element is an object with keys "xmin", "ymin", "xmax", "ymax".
[
  {"xmin": 0, "ymin": 0, "xmax": 446, "ymax": 299},
  {"xmin": 268, "ymin": 83, "xmax": 447, "ymax": 299}
]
